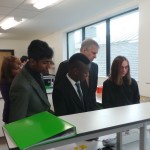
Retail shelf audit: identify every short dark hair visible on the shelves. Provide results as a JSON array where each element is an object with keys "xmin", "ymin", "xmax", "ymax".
[
  {"xmin": 69, "ymin": 53, "xmax": 90, "ymax": 69},
  {"xmin": 69, "ymin": 53, "xmax": 90, "ymax": 64},
  {"xmin": 28, "ymin": 40, "xmax": 54, "ymax": 61},
  {"xmin": 20, "ymin": 56, "xmax": 28, "ymax": 63}
]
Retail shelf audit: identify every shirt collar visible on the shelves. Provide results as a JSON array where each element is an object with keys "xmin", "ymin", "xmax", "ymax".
[{"xmin": 66, "ymin": 73, "xmax": 78, "ymax": 86}]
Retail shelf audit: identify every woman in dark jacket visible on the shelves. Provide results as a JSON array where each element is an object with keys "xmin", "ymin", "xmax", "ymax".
[
  {"xmin": 0, "ymin": 56, "xmax": 21, "ymax": 123},
  {"xmin": 102, "ymin": 56, "xmax": 140, "ymax": 108}
]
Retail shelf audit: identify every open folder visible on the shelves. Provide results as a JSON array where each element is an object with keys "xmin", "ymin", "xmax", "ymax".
[{"xmin": 3, "ymin": 111, "xmax": 76, "ymax": 150}]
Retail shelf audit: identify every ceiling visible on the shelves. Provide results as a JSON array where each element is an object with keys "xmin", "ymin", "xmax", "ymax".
[{"xmin": 0, "ymin": 0, "xmax": 133, "ymax": 40}]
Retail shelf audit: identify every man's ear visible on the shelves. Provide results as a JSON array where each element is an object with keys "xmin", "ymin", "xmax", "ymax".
[
  {"xmin": 82, "ymin": 47, "xmax": 87, "ymax": 53},
  {"xmin": 29, "ymin": 58, "xmax": 36, "ymax": 66}
]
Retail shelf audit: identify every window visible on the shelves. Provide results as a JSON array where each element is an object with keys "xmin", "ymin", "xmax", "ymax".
[
  {"xmin": 85, "ymin": 22, "xmax": 106, "ymax": 77},
  {"xmin": 67, "ymin": 29, "xmax": 82, "ymax": 58},
  {"xmin": 67, "ymin": 9, "xmax": 139, "ymax": 80},
  {"xmin": 110, "ymin": 11, "xmax": 139, "ymax": 80}
]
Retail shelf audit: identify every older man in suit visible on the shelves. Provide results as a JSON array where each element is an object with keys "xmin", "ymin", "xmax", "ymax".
[
  {"xmin": 53, "ymin": 38, "xmax": 100, "ymax": 111},
  {"xmin": 52, "ymin": 53, "xmax": 91, "ymax": 116},
  {"xmin": 9, "ymin": 40, "xmax": 54, "ymax": 123}
]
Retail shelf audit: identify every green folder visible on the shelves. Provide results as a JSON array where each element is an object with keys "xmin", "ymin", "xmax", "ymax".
[{"xmin": 3, "ymin": 111, "xmax": 76, "ymax": 150}]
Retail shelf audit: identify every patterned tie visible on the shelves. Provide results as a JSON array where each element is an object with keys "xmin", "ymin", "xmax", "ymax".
[{"xmin": 75, "ymin": 82, "xmax": 84, "ymax": 107}]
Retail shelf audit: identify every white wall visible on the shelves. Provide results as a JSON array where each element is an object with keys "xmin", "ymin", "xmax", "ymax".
[
  {"xmin": 42, "ymin": 0, "xmax": 139, "ymax": 71},
  {"xmin": 41, "ymin": 32, "xmax": 67, "ymax": 71},
  {"xmin": 0, "ymin": 0, "xmax": 150, "ymax": 97},
  {"xmin": 0, "ymin": 0, "xmax": 139, "ymax": 72},
  {"xmin": 41, "ymin": 0, "xmax": 150, "ymax": 97},
  {"xmin": 41, "ymin": 1, "xmax": 140, "ymax": 85},
  {"xmin": 138, "ymin": 0, "xmax": 150, "ymax": 96},
  {"xmin": 0, "ymin": 40, "xmax": 30, "ymax": 58}
]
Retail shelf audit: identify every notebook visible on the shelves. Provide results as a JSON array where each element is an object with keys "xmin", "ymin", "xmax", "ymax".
[{"xmin": 3, "ymin": 111, "xmax": 76, "ymax": 150}]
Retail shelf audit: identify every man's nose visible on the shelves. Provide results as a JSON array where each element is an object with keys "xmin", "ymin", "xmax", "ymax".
[
  {"xmin": 94, "ymin": 54, "xmax": 96, "ymax": 58},
  {"xmin": 47, "ymin": 63, "xmax": 51, "ymax": 69}
]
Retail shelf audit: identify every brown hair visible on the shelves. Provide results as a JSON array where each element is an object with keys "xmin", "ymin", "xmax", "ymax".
[
  {"xmin": 0, "ymin": 56, "xmax": 21, "ymax": 83},
  {"xmin": 109, "ymin": 56, "xmax": 131, "ymax": 85}
]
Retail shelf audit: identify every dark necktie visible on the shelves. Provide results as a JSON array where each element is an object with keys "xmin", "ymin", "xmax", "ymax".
[
  {"xmin": 75, "ymin": 82, "xmax": 84, "ymax": 107},
  {"xmin": 85, "ymin": 76, "xmax": 89, "ymax": 87}
]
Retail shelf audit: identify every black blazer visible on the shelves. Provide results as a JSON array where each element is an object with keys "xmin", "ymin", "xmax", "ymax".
[
  {"xmin": 82, "ymin": 62, "xmax": 99, "ymax": 111},
  {"xmin": 53, "ymin": 60, "xmax": 99, "ymax": 112},
  {"xmin": 0, "ymin": 80, "xmax": 11, "ymax": 123},
  {"xmin": 102, "ymin": 78, "xmax": 140, "ymax": 108},
  {"xmin": 52, "ymin": 77, "xmax": 86, "ymax": 116}
]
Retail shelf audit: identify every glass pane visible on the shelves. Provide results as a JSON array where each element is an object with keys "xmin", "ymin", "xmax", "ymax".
[
  {"xmin": 68, "ymin": 29, "xmax": 82, "ymax": 58},
  {"xmin": 85, "ymin": 21, "xmax": 106, "ymax": 77},
  {"xmin": 110, "ymin": 11, "xmax": 139, "ymax": 80}
]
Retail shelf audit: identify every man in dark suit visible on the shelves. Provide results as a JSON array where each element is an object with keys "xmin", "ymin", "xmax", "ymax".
[
  {"xmin": 52, "ymin": 53, "xmax": 91, "ymax": 116},
  {"xmin": 9, "ymin": 40, "xmax": 54, "ymax": 122},
  {"xmin": 53, "ymin": 38, "xmax": 100, "ymax": 111}
]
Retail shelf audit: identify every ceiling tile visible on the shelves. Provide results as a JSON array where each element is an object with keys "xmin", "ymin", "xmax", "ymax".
[
  {"xmin": 0, "ymin": 0, "xmax": 24, "ymax": 7},
  {"xmin": 0, "ymin": 7, "xmax": 14, "ymax": 15},
  {"xmin": 18, "ymin": 1, "xmax": 41, "ymax": 11},
  {"xmin": 0, "ymin": 15, "xmax": 4, "ymax": 20},
  {"xmin": 11, "ymin": 9, "xmax": 40, "ymax": 18},
  {"xmin": 0, "ymin": 0, "xmax": 137, "ymax": 40}
]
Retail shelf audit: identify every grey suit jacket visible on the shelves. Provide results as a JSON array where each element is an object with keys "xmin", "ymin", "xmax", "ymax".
[{"xmin": 9, "ymin": 67, "xmax": 51, "ymax": 122}]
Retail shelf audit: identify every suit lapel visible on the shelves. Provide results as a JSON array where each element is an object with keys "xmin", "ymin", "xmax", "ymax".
[
  {"xmin": 66, "ymin": 78, "xmax": 85, "ymax": 110},
  {"xmin": 73, "ymin": 90, "xmax": 85, "ymax": 110},
  {"xmin": 88, "ymin": 62, "xmax": 96, "ymax": 90},
  {"xmin": 81, "ymin": 68, "xmax": 92, "ymax": 90},
  {"xmin": 22, "ymin": 68, "xmax": 50, "ymax": 107}
]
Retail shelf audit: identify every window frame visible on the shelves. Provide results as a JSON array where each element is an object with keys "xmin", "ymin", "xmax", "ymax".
[{"xmin": 67, "ymin": 8, "xmax": 139, "ymax": 78}]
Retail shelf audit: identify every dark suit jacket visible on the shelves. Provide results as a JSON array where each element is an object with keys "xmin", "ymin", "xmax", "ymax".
[
  {"xmin": 0, "ymin": 80, "xmax": 11, "ymax": 123},
  {"xmin": 52, "ymin": 77, "xmax": 86, "ymax": 116},
  {"xmin": 102, "ymin": 78, "xmax": 140, "ymax": 108},
  {"xmin": 9, "ymin": 67, "xmax": 51, "ymax": 122},
  {"xmin": 53, "ymin": 60, "xmax": 99, "ymax": 112}
]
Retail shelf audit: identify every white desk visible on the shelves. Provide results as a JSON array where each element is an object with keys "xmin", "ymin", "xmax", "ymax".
[
  {"xmin": 0, "ymin": 98, "xmax": 4, "ymax": 137},
  {"xmin": 4, "ymin": 103, "xmax": 150, "ymax": 150},
  {"xmin": 0, "ymin": 91, "xmax": 4, "ymax": 137},
  {"xmin": 0, "ymin": 91, "xmax": 2, "ymax": 99}
]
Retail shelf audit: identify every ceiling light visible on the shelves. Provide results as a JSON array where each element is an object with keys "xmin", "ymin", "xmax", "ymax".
[
  {"xmin": 33, "ymin": 0, "xmax": 63, "ymax": 9},
  {"xmin": 0, "ymin": 17, "xmax": 25, "ymax": 30}
]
